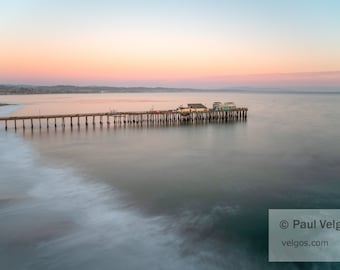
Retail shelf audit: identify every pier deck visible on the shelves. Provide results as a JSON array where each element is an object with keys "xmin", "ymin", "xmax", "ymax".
[{"xmin": 0, "ymin": 108, "xmax": 248, "ymax": 130}]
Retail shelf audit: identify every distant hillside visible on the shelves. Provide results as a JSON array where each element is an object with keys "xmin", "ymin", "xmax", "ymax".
[
  {"xmin": 0, "ymin": 85, "xmax": 204, "ymax": 95},
  {"xmin": 0, "ymin": 84, "xmax": 339, "ymax": 95}
]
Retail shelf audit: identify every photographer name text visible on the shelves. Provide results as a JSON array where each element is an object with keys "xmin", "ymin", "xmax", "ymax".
[{"xmin": 292, "ymin": 219, "xmax": 340, "ymax": 230}]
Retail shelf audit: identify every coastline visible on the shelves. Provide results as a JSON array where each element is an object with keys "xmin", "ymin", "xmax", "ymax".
[{"xmin": 1, "ymin": 85, "xmax": 340, "ymax": 95}]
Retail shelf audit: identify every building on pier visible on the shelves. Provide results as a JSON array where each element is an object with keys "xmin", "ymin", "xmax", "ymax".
[
  {"xmin": 177, "ymin": 103, "xmax": 208, "ymax": 115},
  {"xmin": 213, "ymin": 101, "xmax": 236, "ymax": 111}
]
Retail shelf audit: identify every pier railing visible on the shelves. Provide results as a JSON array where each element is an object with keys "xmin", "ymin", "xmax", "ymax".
[{"xmin": 0, "ymin": 108, "xmax": 248, "ymax": 130}]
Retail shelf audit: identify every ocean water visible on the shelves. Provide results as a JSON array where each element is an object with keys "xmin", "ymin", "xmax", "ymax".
[{"xmin": 1, "ymin": 92, "xmax": 340, "ymax": 270}]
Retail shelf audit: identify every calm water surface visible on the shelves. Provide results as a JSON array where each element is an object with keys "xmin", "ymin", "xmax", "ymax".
[{"xmin": 1, "ymin": 92, "xmax": 340, "ymax": 270}]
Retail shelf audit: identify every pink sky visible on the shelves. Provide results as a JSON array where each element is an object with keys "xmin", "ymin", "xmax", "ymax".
[{"xmin": 1, "ymin": 1, "xmax": 340, "ymax": 89}]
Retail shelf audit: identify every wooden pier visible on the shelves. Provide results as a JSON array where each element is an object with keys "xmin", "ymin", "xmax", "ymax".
[{"xmin": 0, "ymin": 108, "xmax": 248, "ymax": 130}]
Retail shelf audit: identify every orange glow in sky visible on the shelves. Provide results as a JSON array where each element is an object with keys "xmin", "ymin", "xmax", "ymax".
[{"xmin": 1, "ymin": 1, "xmax": 340, "ymax": 88}]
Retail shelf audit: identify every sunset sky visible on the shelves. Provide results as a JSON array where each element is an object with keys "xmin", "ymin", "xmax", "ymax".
[{"xmin": 1, "ymin": 0, "xmax": 340, "ymax": 88}]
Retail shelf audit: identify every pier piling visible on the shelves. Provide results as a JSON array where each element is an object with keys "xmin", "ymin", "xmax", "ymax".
[{"xmin": 0, "ymin": 108, "xmax": 248, "ymax": 131}]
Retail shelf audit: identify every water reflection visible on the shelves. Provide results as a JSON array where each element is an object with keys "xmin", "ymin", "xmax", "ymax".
[{"xmin": 1, "ymin": 92, "xmax": 340, "ymax": 269}]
